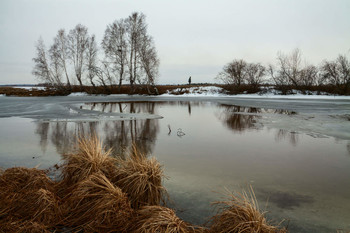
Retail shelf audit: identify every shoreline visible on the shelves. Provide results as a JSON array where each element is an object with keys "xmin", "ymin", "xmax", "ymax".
[{"xmin": 1, "ymin": 84, "xmax": 350, "ymax": 99}]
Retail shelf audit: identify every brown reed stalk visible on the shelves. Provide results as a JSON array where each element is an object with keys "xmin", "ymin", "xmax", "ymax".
[
  {"xmin": 0, "ymin": 218, "xmax": 50, "ymax": 233},
  {"xmin": 0, "ymin": 167, "xmax": 60, "ymax": 227},
  {"xmin": 209, "ymin": 186, "xmax": 287, "ymax": 233},
  {"xmin": 57, "ymin": 135, "xmax": 118, "ymax": 197},
  {"xmin": 62, "ymin": 172, "xmax": 134, "ymax": 232},
  {"xmin": 113, "ymin": 145, "xmax": 167, "ymax": 209},
  {"xmin": 131, "ymin": 205, "xmax": 208, "ymax": 233}
]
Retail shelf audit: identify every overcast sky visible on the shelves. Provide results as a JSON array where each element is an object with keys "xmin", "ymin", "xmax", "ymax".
[{"xmin": 0, "ymin": 0, "xmax": 349, "ymax": 85}]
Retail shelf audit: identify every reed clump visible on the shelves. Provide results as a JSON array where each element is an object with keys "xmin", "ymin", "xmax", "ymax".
[
  {"xmin": 58, "ymin": 135, "xmax": 118, "ymax": 197},
  {"xmin": 113, "ymin": 146, "xmax": 167, "ymax": 209},
  {"xmin": 0, "ymin": 167, "xmax": 55, "ymax": 193},
  {"xmin": 0, "ymin": 167, "xmax": 60, "ymax": 227},
  {"xmin": 209, "ymin": 187, "xmax": 287, "ymax": 233},
  {"xmin": 131, "ymin": 205, "xmax": 208, "ymax": 233},
  {"xmin": 0, "ymin": 218, "xmax": 50, "ymax": 233},
  {"xmin": 0, "ymin": 136, "xmax": 288, "ymax": 232},
  {"xmin": 62, "ymin": 172, "xmax": 133, "ymax": 232}
]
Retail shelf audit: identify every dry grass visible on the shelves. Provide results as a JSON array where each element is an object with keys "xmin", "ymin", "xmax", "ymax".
[
  {"xmin": 62, "ymin": 172, "xmax": 133, "ymax": 232},
  {"xmin": 0, "ymin": 138, "xmax": 292, "ymax": 232},
  {"xmin": 209, "ymin": 187, "xmax": 287, "ymax": 233},
  {"xmin": 131, "ymin": 205, "xmax": 208, "ymax": 233},
  {"xmin": 113, "ymin": 146, "xmax": 167, "ymax": 209},
  {"xmin": 0, "ymin": 167, "xmax": 55, "ymax": 193},
  {"xmin": 57, "ymin": 135, "xmax": 118, "ymax": 197},
  {"xmin": 0, "ymin": 218, "xmax": 50, "ymax": 233},
  {"xmin": 0, "ymin": 167, "xmax": 60, "ymax": 227}
]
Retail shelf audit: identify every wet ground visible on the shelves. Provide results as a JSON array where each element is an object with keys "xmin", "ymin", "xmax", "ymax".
[{"xmin": 0, "ymin": 95, "xmax": 349, "ymax": 232}]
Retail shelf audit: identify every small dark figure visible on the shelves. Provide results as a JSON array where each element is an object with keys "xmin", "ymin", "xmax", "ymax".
[{"xmin": 188, "ymin": 76, "xmax": 191, "ymax": 85}]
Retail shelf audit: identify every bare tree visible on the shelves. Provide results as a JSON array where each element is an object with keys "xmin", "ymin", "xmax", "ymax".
[
  {"xmin": 52, "ymin": 29, "xmax": 71, "ymax": 89},
  {"xmin": 85, "ymin": 34, "xmax": 98, "ymax": 88},
  {"xmin": 300, "ymin": 65, "xmax": 318, "ymax": 87},
  {"xmin": 245, "ymin": 63, "xmax": 266, "ymax": 87},
  {"xmin": 101, "ymin": 60, "xmax": 115, "ymax": 88},
  {"xmin": 68, "ymin": 24, "xmax": 89, "ymax": 88},
  {"xmin": 216, "ymin": 59, "xmax": 248, "ymax": 86},
  {"xmin": 48, "ymin": 42, "xmax": 64, "ymax": 87},
  {"xmin": 320, "ymin": 54, "xmax": 350, "ymax": 93},
  {"xmin": 138, "ymin": 33, "xmax": 160, "ymax": 93},
  {"xmin": 268, "ymin": 64, "xmax": 288, "ymax": 87},
  {"xmin": 102, "ymin": 19, "xmax": 128, "ymax": 92},
  {"xmin": 276, "ymin": 48, "xmax": 303, "ymax": 86},
  {"xmin": 32, "ymin": 37, "xmax": 64, "ymax": 89},
  {"xmin": 95, "ymin": 65, "xmax": 108, "ymax": 91},
  {"xmin": 32, "ymin": 38, "xmax": 52, "ymax": 84},
  {"xmin": 126, "ymin": 12, "xmax": 147, "ymax": 92}
]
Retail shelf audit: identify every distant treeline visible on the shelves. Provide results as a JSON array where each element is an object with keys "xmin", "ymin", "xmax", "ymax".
[
  {"xmin": 32, "ymin": 12, "xmax": 159, "ymax": 94},
  {"xmin": 217, "ymin": 48, "xmax": 350, "ymax": 95}
]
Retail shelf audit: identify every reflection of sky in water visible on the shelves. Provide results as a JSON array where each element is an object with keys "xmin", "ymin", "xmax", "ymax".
[{"xmin": 0, "ymin": 101, "xmax": 349, "ymax": 233}]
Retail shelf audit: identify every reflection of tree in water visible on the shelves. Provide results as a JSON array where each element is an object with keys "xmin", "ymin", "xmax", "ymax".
[
  {"xmin": 216, "ymin": 104, "xmax": 300, "ymax": 146},
  {"xmin": 275, "ymin": 129, "xmax": 299, "ymax": 146},
  {"xmin": 35, "ymin": 102, "xmax": 160, "ymax": 158},
  {"xmin": 217, "ymin": 105, "xmax": 261, "ymax": 133},
  {"xmin": 35, "ymin": 121, "xmax": 99, "ymax": 155},
  {"xmin": 35, "ymin": 122, "xmax": 49, "ymax": 153},
  {"xmin": 103, "ymin": 119, "xmax": 158, "ymax": 157}
]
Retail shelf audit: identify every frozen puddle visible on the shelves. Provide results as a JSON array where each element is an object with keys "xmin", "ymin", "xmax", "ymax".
[
  {"xmin": 0, "ymin": 101, "xmax": 163, "ymax": 122},
  {"xmin": 44, "ymin": 103, "xmax": 164, "ymax": 122}
]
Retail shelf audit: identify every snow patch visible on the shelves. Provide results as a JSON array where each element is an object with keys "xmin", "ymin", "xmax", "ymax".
[
  {"xmin": 161, "ymin": 85, "xmax": 350, "ymax": 100},
  {"xmin": 10, "ymin": 86, "xmax": 46, "ymax": 90},
  {"xmin": 234, "ymin": 93, "xmax": 350, "ymax": 100},
  {"xmin": 68, "ymin": 92, "xmax": 89, "ymax": 96},
  {"xmin": 162, "ymin": 86, "xmax": 227, "ymax": 97}
]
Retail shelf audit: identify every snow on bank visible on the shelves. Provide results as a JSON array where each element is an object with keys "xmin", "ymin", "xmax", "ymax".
[
  {"xmin": 162, "ymin": 86, "xmax": 227, "ymax": 97},
  {"xmin": 161, "ymin": 86, "xmax": 350, "ymax": 100},
  {"xmin": 233, "ymin": 93, "xmax": 350, "ymax": 100},
  {"xmin": 68, "ymin": 92, "xmax": 89, "ymax": 97},
  {"xmin": 10, "ymin": 86, "xmax": 46, "ymax": 90}
]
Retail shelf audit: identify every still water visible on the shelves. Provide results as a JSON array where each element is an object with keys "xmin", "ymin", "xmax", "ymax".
[{"xmin": 0, "ymin": 99, "xmax": 349, "ymax": 232}]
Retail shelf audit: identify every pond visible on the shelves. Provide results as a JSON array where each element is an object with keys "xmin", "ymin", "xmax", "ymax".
[{"xmin": 0, "ymin": 96, "xmax": 349, "ymax": 232}]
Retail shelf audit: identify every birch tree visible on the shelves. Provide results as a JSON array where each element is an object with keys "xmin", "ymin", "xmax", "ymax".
[
  {"xmin": 86, "ymin": 34, "xmax": 98, "ymax": 88},
  {"xmin": 32, "ymin": 37, "xmax": 64, "ymax": 89},
  {"xmin": 68, "ymin": 24, "xmax": 89, "ymax": 88},
  {"xmin": 52, "ymin": 29, "xmax": 71, "ymax": 89},
  {"xmin": 32, "ymin": 38, "xmax": 52, "ymax": 84},
  {"xmin": 102, "ymin": 19, "xmax": 128, "ymax": 91},
  {"xmin": 138, "ymin": 33, "xmax": 160, "ymax": 93},
  {"xmin": 126, "ymin": 12, "xmax": 147, "ymax": 92},
  {"xmin": 276, "ymin": 48, "xmax": 303, "ymax": 86}
]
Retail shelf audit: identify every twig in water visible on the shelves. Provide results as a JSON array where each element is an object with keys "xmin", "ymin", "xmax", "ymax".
[{"xmin": 167, "ymin": 124, "xmax": 171, "ymax": 136}]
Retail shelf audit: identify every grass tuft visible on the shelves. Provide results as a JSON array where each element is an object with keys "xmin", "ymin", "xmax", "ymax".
[
  {"xmin": 0, "ymin": 167, "xmax": 60, "ymax": 227},
  {"xmin": 57, "ymin": 135, "xmax": 118, "ymax": 197},
  {"xmin": 113, "ymin": 145, "xmax": 167, "ymax": 209},
  {"xmin": 209, "ymin": 186, "xmax": 287, "ymax": 233},
  {"xmin": 62, "ymin": 172, "xmax": 133, "ymax": 232},
  {"xmin": 0, "ymin": 218, "xmax": 50, "ymax": 233},
  {"xmin": 131, "ymin": 205, "xmax": 208, "ymax": 233}
]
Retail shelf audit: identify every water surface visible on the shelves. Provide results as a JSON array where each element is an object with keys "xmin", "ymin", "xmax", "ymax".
[{"xmin": 0, "ymin": 97, "xmax": 349, "ymax": 232}]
